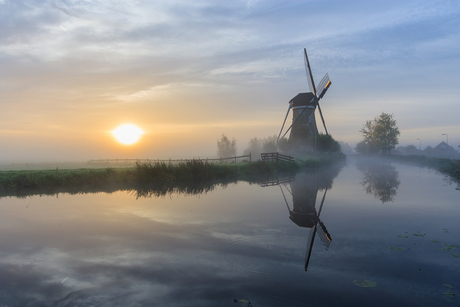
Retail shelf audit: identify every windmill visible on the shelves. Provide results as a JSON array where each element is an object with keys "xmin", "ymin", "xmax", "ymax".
[
  {"xmin": 276, "ymin": 48, "xmax": 332, "ymax": 152},
  {"xmin": 278, "ymin": 173, "xmax": 332, "ymax": 272},
  {"xmin": 261, "ymin": 163, "xmax": 345, "ymax": 272}
]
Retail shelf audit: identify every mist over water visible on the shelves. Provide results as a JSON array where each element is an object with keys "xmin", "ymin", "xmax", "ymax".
[{"xmin": 0, "ymin": 158, "xmax": 458, "ymax": 306}]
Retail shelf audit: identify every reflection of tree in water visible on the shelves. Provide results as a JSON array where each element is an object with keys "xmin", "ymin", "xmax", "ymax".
[{"xmin": 356, "ymin": 160, "xmax": 400, "ymax": 203}]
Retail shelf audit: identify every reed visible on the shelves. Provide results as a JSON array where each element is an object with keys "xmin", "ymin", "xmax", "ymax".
[
  {"xmin": 132, "ymin": 159, "xmax": 300, "ymax": 183},
  {"xmin": 0, "ymin": 156, "xmax": 341, "ymax": 198},
  {"xmin": 384, "ymin": 155, "xmax": 460, "ymax": 188}
]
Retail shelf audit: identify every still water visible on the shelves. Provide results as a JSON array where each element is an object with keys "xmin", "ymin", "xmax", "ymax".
[{"xmin": 0, "ymin": 158, "xmax": 458, "ymax": 306}]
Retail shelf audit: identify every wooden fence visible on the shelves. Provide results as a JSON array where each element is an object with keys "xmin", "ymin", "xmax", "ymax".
[
  {"xmin": 261, "ymin": 152, "xmax": 295, "ymax": 164},
  {"xmin": 260, "ymin": 175, "xmax": 296, "ymax": 187},
  {"xmin": 87, "ymin": 154, "xmax": 252, "ymax": 165}
]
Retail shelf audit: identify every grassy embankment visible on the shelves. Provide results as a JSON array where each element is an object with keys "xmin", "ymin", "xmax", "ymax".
[
  {"xmin": 385, "ymin": 155, "xmax": 460, "ymax": 188},
  {"xmin": 0, "ymin": 156, "xmax": 342, "ymax": 198}
]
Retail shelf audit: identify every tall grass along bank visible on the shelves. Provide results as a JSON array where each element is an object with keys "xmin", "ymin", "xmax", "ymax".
[
  {"xmin": 384, "ymin": 155, "xmax": 460, "ymax": 189},
  {"xmin": 0, "ymin": 156, "xmax": 344, "ymax": 198}
]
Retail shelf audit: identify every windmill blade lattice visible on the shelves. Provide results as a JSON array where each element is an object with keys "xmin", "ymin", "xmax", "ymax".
[{"xmin": 316, "ymin": 73, "xmax": 331, "ymax": 100}]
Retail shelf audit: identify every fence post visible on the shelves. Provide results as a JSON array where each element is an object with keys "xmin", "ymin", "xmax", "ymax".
[{"xmin": 249, "ymin": 153, "xmax": 252, "ymax": 162}]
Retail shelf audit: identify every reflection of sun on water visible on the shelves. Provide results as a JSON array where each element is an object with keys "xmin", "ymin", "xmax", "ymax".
[{"xmin": 112, "ymin": 124, "xmax": 144, "ymax": 145}]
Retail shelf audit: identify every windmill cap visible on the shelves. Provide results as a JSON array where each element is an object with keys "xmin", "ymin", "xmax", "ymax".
[{"xmin": 289, "ymin": 92, "xmax": 317, "ymax": 107}]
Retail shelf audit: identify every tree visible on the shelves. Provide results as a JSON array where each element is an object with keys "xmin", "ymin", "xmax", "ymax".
[
  {"xmin": 243, "ymin": 136, "xmax": 278, "ymax": 160},
  {"xmin": 316, "ymin": 133, "xmax": 341, "ymax": 153},
  {"xmin": 355, "ymin": 140, "xmax": 372, "ymax": 154},
  {"xmin": 262, "ymin": 135, "xmax": 277, "ymax": 153},
  {"xmin": 357, "ymin": 112, "xmax": 400, "ymax": 155},
  {"xmin": 217, "ymin": 134, "xmax": 237, "ymax": 158},
  {"xmin": 262, "ymin": 140, "xmax": 277, "ymax": 153},
  {"xmin": 277, "ymin": 137, "xmax": 291, "ymax": 153},
  {"xmin": 396, "ymin": 145, "xmax": 417, "ymax": 155},
  {"xmin": 243, "ymin": 138, "xmax": 262, "ymax": 158}
]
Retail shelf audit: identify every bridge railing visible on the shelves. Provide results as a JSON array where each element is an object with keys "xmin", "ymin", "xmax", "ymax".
[
  {"xmin": 260, "ymin": 152, "xmax": 295, "ymax": 164},
  {"xmin": 260, "ymin": 175, "xmax": 296, "ymax": 187}
]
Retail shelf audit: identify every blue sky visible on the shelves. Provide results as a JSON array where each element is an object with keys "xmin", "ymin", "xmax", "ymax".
[{"xmin": 0, "ymin": 0, "xmax": 459, "ymax": 162}]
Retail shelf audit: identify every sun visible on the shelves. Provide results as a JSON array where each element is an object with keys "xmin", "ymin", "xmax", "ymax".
[{"xmin": 112, "ymin": 124, "xmax": 144, "ymax": 145}]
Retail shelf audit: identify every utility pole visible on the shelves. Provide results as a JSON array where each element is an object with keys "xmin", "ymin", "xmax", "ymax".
[{"xmin": 442, "ymin": 134, "xmax": 448, "ymax": 145}]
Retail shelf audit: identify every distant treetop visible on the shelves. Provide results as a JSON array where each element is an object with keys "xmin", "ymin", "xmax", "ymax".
[{"xmin": 356, "ymin": 112, "xmax": 400, "ymax": 155}]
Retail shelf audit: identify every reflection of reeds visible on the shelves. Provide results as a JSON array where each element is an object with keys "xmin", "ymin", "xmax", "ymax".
[
  {"xmin": 0, "ymin": 157, "xmax": 343, "ymax": 198},
  {"xmin": 0, "ymin": 168, "xmax": 132, "ymax": 198},
  {"xmin": 385, "ymin": 155, "xmax": 460, "ymax": 189}
]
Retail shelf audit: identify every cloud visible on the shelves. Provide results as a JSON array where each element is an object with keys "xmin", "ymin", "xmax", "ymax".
[{"xmin": 0, "ymin": 0, "xmax": 458, "ymax": 161}]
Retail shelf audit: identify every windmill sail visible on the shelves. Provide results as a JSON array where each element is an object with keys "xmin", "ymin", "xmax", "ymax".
[
  {"xmin": 316, "ymin": 73, "xmax": 331, "ymax": 100},
  {"xmin": 304, "ymin": 49, "xmax": 316, "ymax": 96},
  {"xmin": 317, "ymin": 221, "xmax": 332, "ymax": 250}
]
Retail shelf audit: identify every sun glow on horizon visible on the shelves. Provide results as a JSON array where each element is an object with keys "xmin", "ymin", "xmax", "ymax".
[{"xmin": 112, "ymin": 124, "xmax": 144, "ymax": 145}]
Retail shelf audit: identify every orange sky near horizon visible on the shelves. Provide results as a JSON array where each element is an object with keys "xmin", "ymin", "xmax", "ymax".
[{"xmin": 0, "ymin": 1, "xmax": 458, "ymax": 163}]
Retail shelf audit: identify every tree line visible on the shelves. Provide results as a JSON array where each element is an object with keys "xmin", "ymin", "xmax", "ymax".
[
  {"xmin": 217, "ymin": 133, "xmax": 342, "ymax": 159},
  {"xmin": 216, "ymin": 134, "xmax": 277, "ymax": 158},
  {"xmin": 217, "ymin": 112, "xmax": 401, "ymax": 158}
]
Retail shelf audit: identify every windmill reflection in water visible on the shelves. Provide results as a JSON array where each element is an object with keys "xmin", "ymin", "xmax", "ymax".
[{"xmin": 262, "ymin": 172, "xmax": 334, "ymax": 272}]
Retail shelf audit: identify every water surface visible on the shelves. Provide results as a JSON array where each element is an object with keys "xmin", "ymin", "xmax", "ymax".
[{"xmin": 0, "ymin": 158, "xmax": 458, "ymax": 306}]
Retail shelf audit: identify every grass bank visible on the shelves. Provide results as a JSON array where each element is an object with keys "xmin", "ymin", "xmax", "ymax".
[
  {"xmin": 0, "ymin": 156, "xmax": 344, "ymax": 198},
  {"xmin": 384, "ymin": 155, "xmax": 460, "ymax": 188}
]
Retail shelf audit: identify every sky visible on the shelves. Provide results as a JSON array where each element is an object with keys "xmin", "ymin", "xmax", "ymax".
[{"xmin": 0, "ymin": 0, "xmax": 459, "ymax": 163}]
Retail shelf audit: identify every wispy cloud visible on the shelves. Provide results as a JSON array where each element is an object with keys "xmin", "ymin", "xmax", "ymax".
[{"xmin": 0, "ymin": 0, "xmax": 458, "ymax": 161}]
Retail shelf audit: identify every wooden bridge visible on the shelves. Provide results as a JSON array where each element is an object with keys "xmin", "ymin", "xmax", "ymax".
[
  {"xmin": 261, "ymin": 152, "xmax": 296, "ymax": 164},
  {"xmin": 260, "ymin": 175, "xmax": 296, "ymax": 187}
]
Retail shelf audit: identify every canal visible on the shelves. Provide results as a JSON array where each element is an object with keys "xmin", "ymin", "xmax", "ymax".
[{"xmin": 0, "ymin": 158, "xmax": 458, "ymax": 306}]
